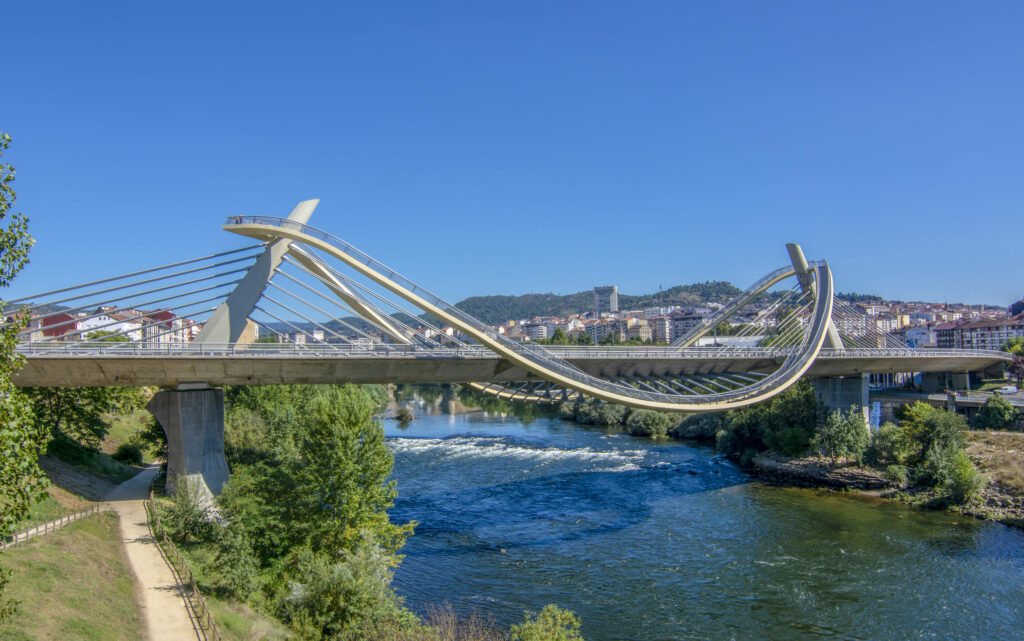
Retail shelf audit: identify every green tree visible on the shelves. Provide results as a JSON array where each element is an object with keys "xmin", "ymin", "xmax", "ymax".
[
  {"xmin": 549, "ymin": 327, "xmax": 570, "ymax": 345},
  {"xmin": 898, "ymin": 402, "xmax": 968, "ymax": 466},
  {"xmin": 0, "ymin": 132, "xmax": 44, "ymax": 621},
  {"xmin": 574, "ymin": 332, "xmax": 594, "ymax": 346},
  {"xmin": 811, "ymin": 405, "xmax": 870, "ymax": 465},
  {"xmin": 218, "ymin": 385, "xmax": 415, "ymax": 565},
  {"xmin": 972, "ymin": 395, "xmax": 1016, "ymax": 430},
  {"xmin": 23, "ymin": 386, "xmax": 147, "ymax": 448},
  {"xmin": 1000, "ymin": 337, "xmax": 1024, "ymax": 355},
  {"xmin": 280, "ymin": 537, "xmax": 417, "ymax": 640}
]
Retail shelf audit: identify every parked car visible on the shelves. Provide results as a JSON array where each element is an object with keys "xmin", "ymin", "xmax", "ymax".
[{"xmin": 995, "ymin": 385, "xmax": 1019, "ymax": 394}]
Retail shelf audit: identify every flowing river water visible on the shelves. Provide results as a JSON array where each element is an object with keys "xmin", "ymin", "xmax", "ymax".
[{"xmin": 384, "ymin": 404, "xmax": 1024, "ymax": 641}]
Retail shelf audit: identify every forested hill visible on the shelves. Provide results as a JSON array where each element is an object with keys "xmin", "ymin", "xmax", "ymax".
[{"xmin": 453, "ymin": 281, "xmax": 743, "ymax": 325}]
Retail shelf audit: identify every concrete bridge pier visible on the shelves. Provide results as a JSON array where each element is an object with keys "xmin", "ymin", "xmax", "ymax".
[
  {"xmin": 147, "ymin": 385, "xmax": 229, "ymax": 499},
  {"xmin": 812, "ymin": 374, "xmax": 869, "ymax": 424}
]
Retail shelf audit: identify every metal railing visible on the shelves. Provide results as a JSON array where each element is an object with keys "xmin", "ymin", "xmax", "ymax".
[
  {"xmin": 16, "ymin": 341, "xmax": 1011, "ymax": 362},
  {"xmin": 146, "ymin": 485, "xmax": 222, "ymax": 641},
  {"xmin": 1, "ymin": 505, "xmax": 105, "ymax": 551}
]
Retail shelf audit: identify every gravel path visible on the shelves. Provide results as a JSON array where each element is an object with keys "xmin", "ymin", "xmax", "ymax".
[{"xmin": 106, "ymin": 466, "xmax": 202, "ymax": 641}]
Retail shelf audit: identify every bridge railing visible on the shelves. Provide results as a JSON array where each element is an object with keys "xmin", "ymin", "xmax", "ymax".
[{"xmin": 15, "ymin": 341, "xmax": 1011, "ymax": 362}]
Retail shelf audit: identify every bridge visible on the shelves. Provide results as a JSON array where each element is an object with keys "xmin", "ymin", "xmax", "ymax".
[{"xmin": 3, "ymin": 199, "xmax": 1009, "ymax": 495}]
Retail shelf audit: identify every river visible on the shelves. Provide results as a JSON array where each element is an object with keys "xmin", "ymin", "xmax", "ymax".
[{"xmin": 384, "ymin": 405, "xmax": 1024, "ymax": 641}]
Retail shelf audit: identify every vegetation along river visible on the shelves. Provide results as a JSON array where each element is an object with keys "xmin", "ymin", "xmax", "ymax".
[{"xmin": 385, "ymin": 404, "xmax": 1024, "ymax": 641}]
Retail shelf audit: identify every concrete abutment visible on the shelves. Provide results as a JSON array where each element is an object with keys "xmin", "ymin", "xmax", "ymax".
[{"xmin": 147, "ymin": 387, "xmax": 229, "ymax": 498}]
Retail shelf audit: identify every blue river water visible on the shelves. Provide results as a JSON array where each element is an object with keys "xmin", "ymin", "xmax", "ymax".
[{"xmin": 384, "ymin": 407, "xmax": 1024, "ymax": 641}]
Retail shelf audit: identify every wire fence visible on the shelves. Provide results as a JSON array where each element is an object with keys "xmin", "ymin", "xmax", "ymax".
[
  {"xmin": 145, "ymin": 482, "xmax": 222, "ymax": 641},
  {"xmin": 1, "ymin": 505, "xmax": 105, "ymax": 551}
]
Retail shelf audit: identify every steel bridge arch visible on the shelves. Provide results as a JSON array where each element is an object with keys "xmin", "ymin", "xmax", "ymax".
[{"xmin": 223, "ymin": 215, "xmax": 835, "ymax": 413}]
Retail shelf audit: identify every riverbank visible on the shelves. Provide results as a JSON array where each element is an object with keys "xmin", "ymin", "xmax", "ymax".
[{"xmin": 746, "ymin": 443, "xmax": 1024, "ymax": 529}]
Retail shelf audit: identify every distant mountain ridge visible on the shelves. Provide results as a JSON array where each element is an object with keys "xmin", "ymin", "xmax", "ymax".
[
  {"xmin": 453, "ymin": 281, "xmax": 744, "ymax": 325},
  {"xmin": 262, "ymin": 281, "xmax": 748, "ymax": 335}
]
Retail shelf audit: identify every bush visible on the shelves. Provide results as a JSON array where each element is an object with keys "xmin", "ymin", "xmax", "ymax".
[
  {"xmin": 280, "ymin": 537, "xmax": 418, "ymax": 641},
  {"xmin": 899, "ymin": 402, "xmax": 967, "ymax": 466},
  {"xmin": 972, "ymin": 395, "xmax": 1016, "ymax": 430},
  {"xmin": 713, "ymin": 381, "xmax": 822, "ymax": 458},
  {"xmin": 885, "ymin": 464, "xmax": 909, "ymax": 487},
  {"xmin": 574, "ymin": 402, "xmax": 628, "ymax": 426},
  {"xmin": 212, "ymin": 525, "xmax": 259, "ymax": 599},
  {"xmin": 671, "ymin": 413, "xmax": 723, "ymax": 440},
  {"xmin": 811, "ymin": 405, "xmax": 869, "ymax": 465},
  {"xmin": 944, "ymin": 450, "xmax": 987, "ymax": 504},
  {"xmin": 626, "ymin": 410, "xmax": 676, "ymax": 437},
  {"xmin": 510, "ymin": 604, "xmax": 584, "ymax": 641},
  {"xmin": 112, "ymin": 442, "xmax": 144, "ymax": 466},
  {"xmin": 163, "ymin": 479, "xmax": 214, "ymax": 544},
  {"xmin": 865, "ymin": 422, "xmax": 908, "ymax": 467}
]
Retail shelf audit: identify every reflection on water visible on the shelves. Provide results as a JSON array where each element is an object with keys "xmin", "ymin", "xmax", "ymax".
[{"xmin": 385, "ymin": 408, "xmax": 1024, "ymax": 641}]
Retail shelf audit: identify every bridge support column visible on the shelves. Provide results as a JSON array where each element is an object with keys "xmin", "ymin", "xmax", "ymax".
[
  {"xmin": 921, "ymin": 373, "xmax": 942, "ymax": 393},
  {"xmin": 147, "ymin": 387, "xmax": 229, "ymax": 498},
  {"xmin": 812, "ymin": 375, "xmax": 869, "ymax": 425},
  {"xmin": 951, "ymin": 372, "xmax": 971, "ymax": 391}
]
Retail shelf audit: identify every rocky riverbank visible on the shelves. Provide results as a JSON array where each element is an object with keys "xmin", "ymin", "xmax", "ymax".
[{"xmin": 748, "ymin": 450, "xmax": 1024, "ymax": 528}]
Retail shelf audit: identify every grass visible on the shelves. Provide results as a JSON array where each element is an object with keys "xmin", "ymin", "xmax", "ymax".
[
  {"xmin": 101, "ymin": 410, "xmax": 156, "ymax": 463},
  {"xmin": 46, "ymin": 433, "xmax": 140, "ymax": 485},
  {"xmin": 967, "ymin": 430, "xmax": 1024, "ymax": 494},
  {"xmin": 0, "ymin": 512, "xmax": 145, "ymax": 641},
  {"xmin": 14, "ymin": 485, "xmax": 93, "ymax": 530}
]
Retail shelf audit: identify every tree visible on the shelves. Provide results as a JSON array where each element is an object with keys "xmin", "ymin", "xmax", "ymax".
[
  {"xmin": 1000, "ymin": 337, "xmax": 1024, "ymax": 355},
  {"xmin": 811, "ymin": 405, "xmax": 870, "ymax": 465},
  {"xmin": 0, "ymin": 132, "xmax": 45, "ymax": 621},
  {"xmin": 218, "ymin": 385, "xmax": 415, "ymax": 566},
  {"xmin": 574, "ymin": 332, "xmax": 594, "ymax": 346},
  {"xmin": 548, "ymin": 327, "xmax": 570, "ymax": 345},
  {"xmin": 973, "ymin": 395, "xmax": 1016, "ymax": 431},
  {"xmin": 22, "ymin": 386, "xmax": 147, "ymax": 449},
  {"xmin": 898, "ymin": 402, "xmax": 968, "ymax": 466}
]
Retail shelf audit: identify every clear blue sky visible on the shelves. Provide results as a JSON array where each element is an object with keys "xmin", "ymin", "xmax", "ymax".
[{"xmin": 4, "ymin": 2, "xmax": 1022, "ymax": 306}]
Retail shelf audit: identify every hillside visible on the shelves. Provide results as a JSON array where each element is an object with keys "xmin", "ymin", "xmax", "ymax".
[
  {"xmin": 265, "ymin": 281, "xmax": 752, "ymax": 336},
  {"xmin": 454, "ymin": 281, "xmax": 743, "ymax": 325}
]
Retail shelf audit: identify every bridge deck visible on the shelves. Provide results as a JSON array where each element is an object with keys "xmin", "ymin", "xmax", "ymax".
[{"xmin": 12, "ymin": 345, "xmax": 1008, "ymax": 387}]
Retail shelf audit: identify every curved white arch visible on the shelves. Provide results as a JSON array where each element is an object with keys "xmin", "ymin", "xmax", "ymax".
[{"xmin": 224, "ymin": 217, "xmax": 834, "ymax": 412}]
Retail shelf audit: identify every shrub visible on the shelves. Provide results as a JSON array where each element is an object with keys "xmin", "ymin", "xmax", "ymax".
[
  {"xmin": 510, "ymin": 604, "xmax": 584, "ymax": 641},
  {"xmin": 212, "ymin": 525, "xmax": 259, "ymax": 599},
  {"xmin": 899, "ymin": 402, "xmax": 967, "ymax": 466},
  {"xmin": 626, "ymin": 410, "xmax": 676, "ymax": 437},
  {"xmin": 163, "ymin": 478, "xmax": 214, "ymax": 544},
  {"xmin": 943, "ymin": 450, "xmax": 987, "ymax": 504},
  {"xmin": 112, "ymin": 442, "xmax": 144, "ymax": 466},
  {"xmin": 671, "ymin": 413, "xmax": 723, "ymax": 440},
  {"xmin": 885, "ymin": 464, "xmax": 909, "ymax": 487},
  {"xmin": 557, "ymin": 403, "xmax": 578, "ymax": 421},
  {"xmin": 865, "ymin": 422, "xmax": 908, "ymax": 467},
  {"xmin": 811, "ymin": 405, "xmax": 869, "ymax": 465},
  {"xmin": 764, "ymin": 427, "xmax": 811, "ymax": 457},
  {"xmin": 574, "ymin": 402, "xmax": 628, "ymax": 426},
  {"xmin": 972, "ymin": 395, "xmax": 1015, "ymax": 430},
  {"xmin": 280, "ymin": 537, "xmax": 418, "ymax": 640}
]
